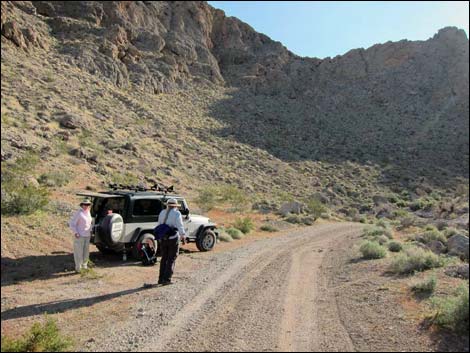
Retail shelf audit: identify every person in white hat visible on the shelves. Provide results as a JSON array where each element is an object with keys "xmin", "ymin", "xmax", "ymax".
[
  {"xmin": 69, "ymin": 199, "xmax": 93, "ymax": 273},
  {"xmin": 155, "ymin": 198, "xmax": 187, "ymax": 285}
]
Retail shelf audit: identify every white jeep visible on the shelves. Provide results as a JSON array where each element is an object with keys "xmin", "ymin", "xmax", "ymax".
[{"xmin": 77, "ymin": 186, "xmax": 218, "ymax": 261}]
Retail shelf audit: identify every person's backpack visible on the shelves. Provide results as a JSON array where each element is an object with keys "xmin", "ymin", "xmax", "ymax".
[
  {"xmin": 153, "ymin": 209, "xmax": 177, "ymax": 240},
  {"xmin": 141, "ymin": 243, "xmax": 157, "ymax": 266}
]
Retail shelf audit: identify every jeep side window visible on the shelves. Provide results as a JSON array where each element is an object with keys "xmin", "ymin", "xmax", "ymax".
[{"xmin": 133, "ymin": 199, "xmax": 163, "ymax": 216}]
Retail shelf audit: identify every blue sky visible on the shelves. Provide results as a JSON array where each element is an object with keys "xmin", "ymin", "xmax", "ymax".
[{"xmin": 208, "ymin": 1, "xmax": 469, "ymax": 59}]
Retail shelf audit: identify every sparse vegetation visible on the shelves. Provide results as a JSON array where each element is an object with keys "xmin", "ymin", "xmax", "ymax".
[
  {"xmin": 226, "ymin": 227, "xmax": 244, "ymax": 239},
  {"xmin": 218, "ymin": 231, "xmax": 234, "ymax": 242},
  {"xmin": 38, "ymin": 171, "xmax": 71, "ymax": 188},
  {"xmin": 1, "ymin": 153, "xmax": 50, "ymax": 216},
  {"xmin": 305, "ymin": 198, "xmax": 328, "ymax": 219},
  {"xmin": 1, "ymin": 318, "xmax": 72, "ymax": 352},
  {"xmin": 359, "ymin": 241, "xmax": 387, "ymax": 259},
  {"xmin": 432, "ymin": 283, "xmax": 469, "ymax": 333},
  {"xmin": 196, "ymin": 185, "xmax": 248, "ymax": 212},
  {"xmin": 232, "ymin": 217, "xmax": 254, "ymax": 234},
  {"xmin": 260, "ymin": 224, "xmax": 279, "ymax": 232},
  {"xmin": 411, "ymin": 275, "xmax": 437, "ymax": 295},
  {"xmin": 389, "ymin": 247, "xmax": 443, "ymax": 274},
  {"xmin": 388, "ymin": 241, "xmax": 403, "ymax": 252}
]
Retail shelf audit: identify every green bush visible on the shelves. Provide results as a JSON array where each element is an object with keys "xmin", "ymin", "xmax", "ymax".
[
  {"xmin": 377, "ymin": 235, "xmax": 389, "ymax": 245},
  {"xmin": 226, "ymin": 227, "xmax": 244, "ymax": 239},
  {"xmin": 1, "ymin": 153, "xmax": 50, "ymax": 216},
  {"xmin": 389, "ymin": 247, "xmax": 443, "ymax": 274},
  {"xmin": 218, "ymin": 232, "xmax": 234, "ymax": 242},
  {"xmin": 306, "ymin": 198, "xmax": 327, "ymax": 218},
  {"xmin": 196, "ymin": 186, "xmax": 218, "ymax": 211},
  {"xmin": 376, "ymin": 219, "xmax": 391, "ymax": 229},
  {"xmin": 432, "ymin": 284, "xmax": 469, "ymax": 333},
  {"xmin": 443, "ymin": 227, "xmax": 459, "ymax": 239},
  {"xmin": 1, "ymin": 184, "xmax": 50, "ymax": 216},
  {"xmin": 1, "ymin": 318, "xmax": 72, "ymax": 352},
  {"xmin": 38, "ymin": 172, "xmax": 71, "ymax": 188},
  {"xmin": 362, "ymin": 225, "xmax": 393, "ymax": 239},
  {"xmin": 388, "ymin": 241, "xmax": 403, "ymax": 252},
  {"xmin": 416, "ymin": 230, "xmax": 447, "ymax": 245},
  {"xmin": 260, "ymin": 224, "xmax": 279, "ymax": 232},
  {"xmin": 411, "ymin": 275, "xmax": 437, "ymax": 294},
  {"xmin": 359, "ymin": 241, "xmax": 387, "ymax": 259},
  {"xmin": 410, "ymin": 198, "xmax": 435, "ymax": 211},
  {"xmin": 232, "ymin": 217, "xmax": 254, "ymax": 234},
  {"xmin": 285, "ymin": 214, "xmax": 302, "ymax": 224},
  {"xmin": 196, "ymin": 185, "xmax": 248, "ymax": 212}
]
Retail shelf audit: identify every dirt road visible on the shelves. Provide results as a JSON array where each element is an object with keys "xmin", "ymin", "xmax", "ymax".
[
  {"xmin": 76, "ymin": 222, "xmax": 362, "ymax": 352},
  {"xmin": 2, "ymin": 223, "xmax": 362, "ymax": 351}
]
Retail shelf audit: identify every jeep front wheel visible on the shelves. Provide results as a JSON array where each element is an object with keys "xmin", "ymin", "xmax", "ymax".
[{"xmin": 196, "ymin": 229, "xmax": 216, "ymax": 252}]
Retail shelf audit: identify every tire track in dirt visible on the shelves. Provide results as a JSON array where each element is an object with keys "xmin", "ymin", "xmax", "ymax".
[{"xmin": 140, "ymin": 223, "xmax": 362, "ymax": 352}]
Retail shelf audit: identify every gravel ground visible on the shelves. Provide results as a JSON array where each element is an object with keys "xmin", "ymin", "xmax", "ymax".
[{"xmin": 83, "ymin": 223, "xmax": 363, "ymax": 352}]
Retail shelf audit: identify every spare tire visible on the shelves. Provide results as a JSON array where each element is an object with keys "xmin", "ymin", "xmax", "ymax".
[{"xmin": 98, "ymin": 213, "xmax": 125, "ymax": 251}]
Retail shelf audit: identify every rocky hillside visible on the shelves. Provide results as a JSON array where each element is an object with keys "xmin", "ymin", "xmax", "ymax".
[{"xmin": 1, "ymin": 1, "xmax": 469, "ymax": 248}]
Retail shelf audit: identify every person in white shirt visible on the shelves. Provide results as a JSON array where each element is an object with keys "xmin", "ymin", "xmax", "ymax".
[
  {"xmin": 156, "ymin": 198, "xmax": 187, "ymax": 285},
  {"xmin": 69, "ymin": 199, "xmax": 93, "ymax": 273}
]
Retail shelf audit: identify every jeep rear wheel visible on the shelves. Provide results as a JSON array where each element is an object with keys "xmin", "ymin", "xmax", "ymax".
[
  {"xmin": 98, "ymin": 213, "xmax": 125, "ymax": 249},
  {"xmin": 196, "ymin": 229, "xmax": 216, "ymax": 252},
  {"xmin": 132, "ymin": 233, "xmax": 157, "ymax": 260}
]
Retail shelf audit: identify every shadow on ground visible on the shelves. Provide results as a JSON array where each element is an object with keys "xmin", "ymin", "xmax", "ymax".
[{"xmin": 1, "ymin": 286, "xmax": 148, "ymax": 321}]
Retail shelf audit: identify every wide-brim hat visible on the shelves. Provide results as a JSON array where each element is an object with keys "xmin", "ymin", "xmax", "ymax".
[
  {"xmin": 166, "ymin": 198, "xmax": 180, "ymax": 207},
  {"xmin": 80, "ymin": 199, "xmax": 92, "ymax": 205}
]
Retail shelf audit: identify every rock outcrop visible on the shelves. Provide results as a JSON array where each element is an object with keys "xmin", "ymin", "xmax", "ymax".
[{"xmin": 1, "ymin": 1, "xmax": 469, "ymax": 184}]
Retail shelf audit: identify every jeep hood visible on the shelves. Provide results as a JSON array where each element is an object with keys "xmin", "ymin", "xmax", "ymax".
[{"xmin": 190, "ymin": 214, "xmax": 213, "ymax": 225}]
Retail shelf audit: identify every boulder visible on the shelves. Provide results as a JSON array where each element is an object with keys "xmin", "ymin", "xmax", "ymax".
[
  {"xmin": 428, "ymin": 240, "xmax": 446, "ymax": 255},
  {"xmin": 2, "ymin": 21, "xmax": 26, "ymax": 49},
  {"xmin": 447, "ymin": 234, "xmax": 469, "ymax": 260},
  {"xmin": 57, "ymin": 113, "xmax": 84, "ymax": 129},
  {"xmin": 444, "ymin": 264, "xmax": 469, "ymax": 280},
  {"xmin": 279, "ymin": 201, "xmax": 305, "ymax": 216}
]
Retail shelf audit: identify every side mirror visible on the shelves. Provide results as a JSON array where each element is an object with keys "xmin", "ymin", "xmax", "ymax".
[{"xmin": 181, "ymin": 208, "xmax": 190, "ymax": 216}]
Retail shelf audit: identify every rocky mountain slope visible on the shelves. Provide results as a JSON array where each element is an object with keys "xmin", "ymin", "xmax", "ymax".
[{"xmin": 1, "ymin": 1, "xmax": 469, "ymax": 249}]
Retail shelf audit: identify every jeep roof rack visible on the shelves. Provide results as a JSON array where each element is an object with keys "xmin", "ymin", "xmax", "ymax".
[{"xmin": 108, "ymin": 183, "xmax": 175, "ymax": 194}]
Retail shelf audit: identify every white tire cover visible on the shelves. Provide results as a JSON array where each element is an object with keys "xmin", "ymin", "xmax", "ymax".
[{"xmin": 108, "ymin": 214, "xmax": 124, "ymax": 243}]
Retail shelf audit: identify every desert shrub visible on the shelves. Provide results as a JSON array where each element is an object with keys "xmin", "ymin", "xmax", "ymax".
[
  {"xmin": 226, "ymin": 227, "xmax": 244, "ymax": 239},
  {"xmin": 196, "ymin": 185, "xmax": 248, "ymax": 212},
  {"xmin": 411, "ymin": 275, "xmax": 437, "ymax": 295},
  {"xmin": 38, "ymin": 171, "xmax": 71, "ymax": 188},
  {"xmin": 359, "ymin": 241, "xmax": 387, "ymax": 259},
  {"xmin": 196, "ymin": 186, "xmax": 218, "ymax": 211},
  {"xmin": 359, "ymin": 216, "xmax": 367, "ymax": 223},
  {"xmin": 400, "ymin": 216, "xmax": 416, "ymax": 229},
  {"xmin": 388, "ymin": 241, "xmax": 403, "ymax": 252},
  {"xmin": 377, "ymin": 235, "xmax": 389, "ymax": 245},
  {"xmin": 410, "ymin": 198, "xmax": 435, "ymax": 211},
  {"xmin": 232, "ymin": 217, "xmax": 254, "ymax": 234},
  {"xmin": 389, "ymin": 247, "xmax": 443, "ymax": 274},
  {"xmin": 2, "ymin": 184, "xmax": 50, "ymax": 216},
  {"xmin": 376, "ymin": 219, "xmax": 391, "ymax": 229},
  {"xmin": 285, "ymin": 214, "xmax": 302, "ymax": 224},
  {"xmin": 443, "ymin": 227, "xmax": 459, "ymax": 239},
  {"xmin": 260, "ymin": 224, "xmax": 279, "ymax": 232},
  {"xmin": 432, "ymin": 284, "xmax": 469, "ymax": 333},
  {"xmin": 1, "ymin": 153, "xmax": 51, "ymax": 216},
  {"xmin": 424, "ymin": 224, "xmax": 438, "ymax": 232},
  {"xmin": 416, "ymin": 230, "xmax": 447, "ymax": 245},
  {"xmin": 306, "ymin": 198, "xmax": 327, "ymax": 218},
  {"xmin": 301, "ymin": 216, "xmax": 316, "ymax": 226},
  {"xmin": 218, "ymin": 232, "xmax": 234, "ymax": 242},
  {"xmin": 362, "ymin": 225, "xmax": 393, "ymax": 239},
  {"xmin": 1, "ymin": 318, "xmax": 72, "ymax": 352}
]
